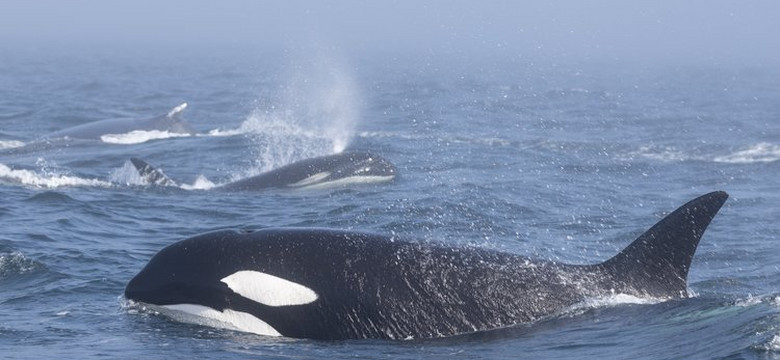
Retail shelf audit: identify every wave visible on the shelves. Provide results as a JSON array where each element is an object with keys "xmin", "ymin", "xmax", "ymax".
[
  {"xmin": 100, "ymin": 130, "xmax": 192, "ymax": 145},
  {"xmin": 565, "ymin": 293, "xmax": 663, "ymax": 317},
  {"xmin": 737, "ymin": 294, "xmax": 780, "ymax": 354},
  {"xmin": 713, "ymin": 142, "xmax": 780, "ymax": 164},
  {"xmin": 768, "ymin": 335, "xmax": 780, "ymax": 353},
  {"xmin": 621, "ymin": 142, "xmax": 780, "ymax": 164},
  {"xmin": 0, "ymin": 140, "xmax": 25, "ymax": 149},
  {"xmin": 0, "ymin": 162, "xmax": 112, "ymax": 189},
  {"xmin": 620, "ymin": 145, "xmax": 689, "ymax": 162}
]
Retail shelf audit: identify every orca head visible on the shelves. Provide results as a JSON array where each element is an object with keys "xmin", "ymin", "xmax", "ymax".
[
  {"xmin": 125, "ymin": 230, "xmax": 320, "ymax": 336},
  {"xmin": 124, "ymin": 231, "xmax": 234, "ymax": 310}
]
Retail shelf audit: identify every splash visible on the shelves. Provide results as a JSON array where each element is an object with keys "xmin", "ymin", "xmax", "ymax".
[
  {"xmin": 768, "ymin": 334, "xmax": 780, "ymax": 352},
  {"xmin": 110, "ymin": 161, "xmax": 216, "ymax": 190},
  {"xmin": 0, "ymin": 161, "xmax": 112, "ymax": 189},
  {"xmin": 108, "ymin": 161, "xmax": 150, "ymax": 186},
  {"xmin": 180, "ymin": 175, "xmax": 217, "ymax": 190},
  {"xmin": 579, "ymin": 293, "xmax": 663, "ymax": 308},
  {"xmin": 100, "ymin": 130, "xmax": 192, "ymax": 145},
  {"xmin": 562, "ymin": 292, "xmax": 664, "ymax": 318},
  {"xmin": 242, "ymin": 57, "xmax": 360, "ymax": 174},
  {"xmin": 0, "ymin": 252, "xmax": 42, "ymax": 278}
]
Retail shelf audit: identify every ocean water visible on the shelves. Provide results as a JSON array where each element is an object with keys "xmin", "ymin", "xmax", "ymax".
[{"xmin": 1, "ymin": 48, "xmax": 778, "ymax": 359}]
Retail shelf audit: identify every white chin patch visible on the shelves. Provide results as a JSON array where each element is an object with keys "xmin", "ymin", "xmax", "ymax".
[
  {"xmin": 153, "ymin": 303, "xmax": 282, "ymax": 337},
  {"xmin": 294, "ymin": 175, "xmax": 395, "ymax": 190},
  {"xmin": 220, "ymin": 270, "xmax": 319, "ymax": 307},
  {"xmin": 289, "ymin": 171, "xmax": 331, "ymax": 187}
]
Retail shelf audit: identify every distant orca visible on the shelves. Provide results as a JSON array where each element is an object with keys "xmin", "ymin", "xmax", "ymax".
[
  {"xmin": 129, "ymin": 150, "xmax": 397, "ymax": 190},
  {"xmin": 46, "ymin": 103, "xmax": 196, "ymax": 140},
  {"xmin": 125, "ymin": 191, "xmax": 728, "ymax": 340}
]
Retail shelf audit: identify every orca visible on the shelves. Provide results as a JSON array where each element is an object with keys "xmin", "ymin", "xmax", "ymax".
[
  {"xmin": 129, "ymin": 150, "xmax": 397, "ymax": 190},
  {"xmin": 124, "ymin": 191, "xmax": 728, "ymax": 340},
  {"xmin": 45, "ymin": 103, "xmax": 196, "ymax": 140}
]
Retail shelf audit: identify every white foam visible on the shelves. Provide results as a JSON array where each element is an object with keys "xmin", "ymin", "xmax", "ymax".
[
  {"xmin": 0, "ymin": 162, "xmax": 112, "ymax": 189},
  {"xmin": 144, "ymin": 303, "xmax": 282, "ymax": 337},
  {"xmin": 100, "ymin": 130, "xmax": 191, "ymax": 144},
  {"xmin": 0, "ymin": 252, "xmax": 39, "ymax": 275},
  {"xmin": 221, "ymin": 271, "xmax": 318, "ymax": 307},
  {"xmin": 735, "ymin": 294, "xmax": 764, "ymax": 307},
  {"xmin": 581, "ymin": 293, "xmax": 662, "ymax": 307},
  {"xmin": 622, "ymin": 142, "xmax": 780, "ymax": 164},
  {"xmin": 180, "ymin": 175, "xmax": 217, "ymax": 190},
  {"xmin": 620, "ymin": 145, "xmax": 688, "ymax": 162},
  {"xmin": 769, "ymin": 334, "xmax": 780, "ymax": 352},
  {"xmin": 563, "ymin": 292, "xmax": 663, "ymax": 317},
  {"xmin": 0, "ymin": 140, "xmax": 25, "ymax": 149},
  {"xmin": 714, "ymin": 142, "xmax": 780, "ymax": 164},
  {"xmin": 111, "ymin": 161, "xmax": 217, "ymax": 191},
  {"xmin": 206, "ymin": 127, "xmax": 245, "ymax": 137},
  {"xmin": 108, "ymin": 161, "xmax": 148, "ymax": 186}
]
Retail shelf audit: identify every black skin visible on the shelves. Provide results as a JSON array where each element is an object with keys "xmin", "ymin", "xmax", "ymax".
[
  {"xmin": 126, "ymin": 191, "xmax": 728, "ymax": 340},
  {"xmin": 130, "ymin": 151, "xmax": 397, "ymax": 191},
  {"xmin": 219, "ymin": 151, "xmax": 396, "ymax": 191}
]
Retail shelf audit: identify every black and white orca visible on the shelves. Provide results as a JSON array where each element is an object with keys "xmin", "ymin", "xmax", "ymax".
[
  {"xmin": 125, "ymin": 191, "xmax": 728, "ymax": 340},
  {"xmin": 46, "ymin": 103, "xmax": 196, "ymax": 140},
  {"xmin": 129, "ymin": 150, "xmax": 397, "ymax": 190}
]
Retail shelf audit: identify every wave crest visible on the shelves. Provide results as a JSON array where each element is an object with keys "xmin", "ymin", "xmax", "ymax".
[
  {"xmin": 714, "ymin": 142, "xmax": 780, "ymax": 164},
  {"xmin": 0, "ymin": 162, "xmax": 112, "ymax": 189},
  {"xmin": 100, "ymin": 130, "xmax": 192, "ymax": 145}
]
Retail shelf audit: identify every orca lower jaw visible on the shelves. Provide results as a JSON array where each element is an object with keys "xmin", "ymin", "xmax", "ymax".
[{"xmin": 127, "ymin": 301, "xmax": 284, "ymax": 337}]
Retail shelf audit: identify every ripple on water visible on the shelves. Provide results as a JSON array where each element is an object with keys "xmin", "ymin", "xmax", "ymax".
[{"xmin": 24, "ymin": 191, "xmax": 78, "ymax": 204}]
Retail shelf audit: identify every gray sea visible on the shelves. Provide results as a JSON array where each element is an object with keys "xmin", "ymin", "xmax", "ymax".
[{"xmin": 1, "ymin": 47, "xmax": 778, "ymax": 359}]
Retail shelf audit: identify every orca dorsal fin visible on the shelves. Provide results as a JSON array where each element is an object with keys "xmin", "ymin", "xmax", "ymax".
[
  {"xmin": 599, "ymin": 191, "xmax": 728, "ymax": 298},
  {"xmin": 166, "ymin": 103, "xmax": 188, "ymax": 118},
  {"xmin": 129, "ymin": 158, "xmax": 178, "ymax": 187}
]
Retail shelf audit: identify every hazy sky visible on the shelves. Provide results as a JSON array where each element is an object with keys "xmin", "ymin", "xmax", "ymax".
[{"xmin": 2, "ymin": 1, "xmax": 779, "ymax": 65}]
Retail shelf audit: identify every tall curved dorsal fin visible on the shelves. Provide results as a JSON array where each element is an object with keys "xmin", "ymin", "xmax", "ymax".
[
  {"xmin": 598, "ymin": 191, "xmax": 728, "ymax": 298},
  {"xmin": 167, "ymin": 103, "xmax": 188, "ymax": 118}
]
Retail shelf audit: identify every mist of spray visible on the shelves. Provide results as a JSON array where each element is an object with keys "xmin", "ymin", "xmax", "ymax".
[{"xmin": 240, "ymin": 56, "xmax": 360, "ymax": 174}]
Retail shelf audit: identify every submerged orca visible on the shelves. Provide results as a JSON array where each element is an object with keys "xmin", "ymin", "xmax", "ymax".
[
  {"xmin": 125, "ymin": 191, "xmax": 728, "ymax": 340},
  {"xmin": 46, "ymin": 103, "xmax": 196, "ymax": 140},
  {"xmin": 129, "ymin": 150, "xmax": 397, "ymax": 190}
]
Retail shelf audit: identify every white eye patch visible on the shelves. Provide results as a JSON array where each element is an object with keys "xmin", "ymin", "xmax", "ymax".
[{"xmin": 221, "ymin": 270, "xmax": 319, "ymax": 307}]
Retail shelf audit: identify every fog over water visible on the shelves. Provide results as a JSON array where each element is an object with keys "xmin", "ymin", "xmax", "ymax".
[{"xmin": 2, "ymin": 1, "xmax": 779, "ymax": 66}]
